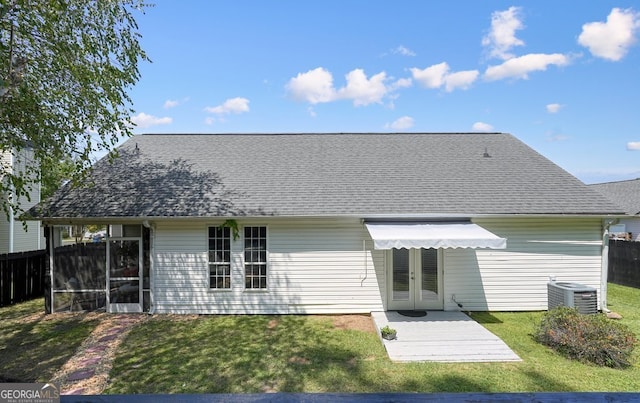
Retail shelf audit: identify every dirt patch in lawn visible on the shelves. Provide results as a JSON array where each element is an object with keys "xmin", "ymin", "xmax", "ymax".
[{"xmin": 319, "ymin": 314, "xmax": 376, "ymax": 333}]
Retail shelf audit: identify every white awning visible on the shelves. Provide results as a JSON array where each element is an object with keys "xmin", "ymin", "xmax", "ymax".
[{"xmin": 364, "ymin": 222, "xmax": 507, "ymax": 250}]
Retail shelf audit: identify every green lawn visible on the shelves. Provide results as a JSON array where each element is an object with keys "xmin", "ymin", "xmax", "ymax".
[
  {"xmin": 105, "ymin": 283, "xmax": 640, "ymax": 394},
  {"xmin": 1, "ymin": 284, "xmax": 638, "ymax": 392},
  {"xmin": 0, "ymin": 299, "xmax": 102, "ymax": 383}
]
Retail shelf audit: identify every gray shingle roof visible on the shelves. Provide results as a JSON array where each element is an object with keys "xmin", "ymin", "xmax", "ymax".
[
  {"xmin": 589, "ymin": 178, "xmax": 640, "ymax": 215},
  {"xmin": 32, "ymin": 133, "xmax": 623, "ymax": 219}
]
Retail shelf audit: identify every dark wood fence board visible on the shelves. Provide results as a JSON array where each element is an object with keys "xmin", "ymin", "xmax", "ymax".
[
  {"xmin": 608, "ymin": 239, "xmax": 640, "ymax": 288},
  {"xmin": 0, "ymin": 249, "xmax": 47, "ymax": 307}
]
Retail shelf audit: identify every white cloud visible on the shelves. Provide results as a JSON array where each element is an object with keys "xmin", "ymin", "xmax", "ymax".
[
  {"xmin": 393, "ymin": 45, "xmax": 416, "ymax": 56},
  {"xmin": 204, "ymin": 97, "xmax": 250, "ymax": 115},
  {"xmin": 131, "ymin": 112, "xmax": 172, "ymax": 129},
  {"xmin": 387, "ymin": 116, "xmax": 415, "ymax": 130},
  {"xmin": 164, "ymin": 99, "xmax": 179, "ymax": 109},
  {"xmin": 286, "ymin": 67, "xmax": 395, "ymax": 106},
  {"xmin": 578, "ymin": 8, "xmax": 640, "ymax": 61},
  {"xmin": 411, "ymin": 63, "xmax": 478, "ymax": 92},
  {"xmin": 546, "ymin": 132, "xmax": 569, "ymax": 142},
  {"xmin": 546, "ymin": 103, "xmax": 563, "ymax": 113},
  {"xmin": 444, "ymin": 70, "xmax": 479, "ymax": 92},
  {"xmin": 307, "ymin": 107, "xmax": 317, "ymax": 117},
  {"xmin": 484, "ymin": 53, "xmax": 569, "ymax": 81},
  {"xmin": 164, "ymin": 97, "xmax": 189, "ymax": 109},
  {"xmin": 411, "ymin": 62, "xmax": 449, "ymax": 89},
  {"xmin": 286, "ymin": 67, "xmax": 336, "ymax": 104},
  {"xmin": 391, "ymin": 77, "xmax": 412, "ymax": 90},
  {"xmin": 482, "ymin": 6, "xmax": 525, "ymax": 60},
  {"xmin": 337, "ymin": 69, "xmax": 388, "ymax": 106},
  {"xmin": 472, "ymin": 122, "xmax": 494, "ymax": 132},
  {"xmin": 627, "ymin": 141, "xmax": 640, "ymax": 150}
]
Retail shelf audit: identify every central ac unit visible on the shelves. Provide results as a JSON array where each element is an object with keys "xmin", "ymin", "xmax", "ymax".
[{"xmin": 547, "ymin": 282, "xmax": 598, "ymax": 314}]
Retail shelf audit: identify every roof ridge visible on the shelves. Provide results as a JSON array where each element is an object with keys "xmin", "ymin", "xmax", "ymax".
[
  {"xmin": 140, "ymin": 132, "xmax": 508, "ymax": 136},
  {"xmin": 589, "ymin": 178, "xmax": 640, "ymax": 186}
]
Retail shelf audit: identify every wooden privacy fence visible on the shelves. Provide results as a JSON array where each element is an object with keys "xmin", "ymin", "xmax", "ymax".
[
  {"xmin": 0, "ymin": 249, "xmax": 47, "ymax": 307},
  {"xmin": 608, "ymin": 239, "xmax": 640, "ymax": 289}
]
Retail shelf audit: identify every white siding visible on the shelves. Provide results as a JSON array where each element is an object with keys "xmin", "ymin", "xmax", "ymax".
[
  {"xmin": 8, "ymin": 221, "xmax": 42, "ymax": 253},
  {"xmin": 0, "ymin": 150, "xmax": 11, "ymax": 253},
  {"xmin": 443, "ymin": 217, "xmax": 604, "ymax": 311},
  {"xmin": 0, "ymin": 148, "xmax": 44, "ymax": 253},
  {"xmin": 152, "ymin": 218, "xmax": 385, "ymax": 314},
  {"xmin": 151, "ymin": 216, "xmax": 605, "ymax": 314}
]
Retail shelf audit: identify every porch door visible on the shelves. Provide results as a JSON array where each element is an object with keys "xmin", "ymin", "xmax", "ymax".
[
  {"xmin": 107, "ymin": 238, "xmax": 142, "ymax": 313},
  {"xmin": 388, "ymin": 248, "xmax": 443, "ymax": 310}
]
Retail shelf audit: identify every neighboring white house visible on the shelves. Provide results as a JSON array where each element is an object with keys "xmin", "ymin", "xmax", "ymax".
[
  {"xmin": 1, "ymin": 147, "xmax": 44, "ymax": 254},
  {"xmin": 30, "ymin": 133, "xmax": 624, "ymax": 314},
  {"xmin": 589, "ymin": 178, "xmax": 640, "ymax": 242}
]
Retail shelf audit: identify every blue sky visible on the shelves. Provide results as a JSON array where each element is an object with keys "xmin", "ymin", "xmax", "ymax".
[{"xmin": 127, "ymin": 1, "xmax": 640, "ymax": 184}]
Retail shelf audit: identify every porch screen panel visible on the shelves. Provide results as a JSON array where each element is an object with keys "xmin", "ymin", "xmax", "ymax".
[
  {"xmin": 52, "ymin": 241, "xmax": 107, "ymax": 312},
  {"xmin": 108, "ymin": 240, "xmax": 140, "ymax": 303}
]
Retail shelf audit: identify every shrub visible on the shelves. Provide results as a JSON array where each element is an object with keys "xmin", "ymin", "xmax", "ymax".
[{"xmin": 535, "ymin": 307, "xmax": 637, "ymax": 368}]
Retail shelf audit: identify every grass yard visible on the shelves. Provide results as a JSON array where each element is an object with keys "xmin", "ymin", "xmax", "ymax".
[
  {"xmin": 1, "ymin": 284, "xmax": 638, "ymax": 392},
  {"xmin": 0, "ymin": 299, "xmax": 102, "ymax": 383},
  {"xmin": 104, "ymin": 283, "xmax": 640, "ymax": 394}
]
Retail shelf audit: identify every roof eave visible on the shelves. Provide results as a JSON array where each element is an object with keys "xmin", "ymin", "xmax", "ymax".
[{"xmin": 37, "ymin": 211, "xmax": 629, "ymax": 226}]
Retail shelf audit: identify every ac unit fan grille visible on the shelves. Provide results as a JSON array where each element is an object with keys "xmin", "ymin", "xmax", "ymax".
[{"xmin": 547, "ymin": 282, "xmax": 597, "ymax": 314}]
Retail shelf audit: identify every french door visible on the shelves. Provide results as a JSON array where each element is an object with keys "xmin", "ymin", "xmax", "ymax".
[
  {"xmin": 388, "ymin": 248, "xmax": 443, "ymax": 310},
  {"xmin": 107, "ymin": 237, "xmax": 143, "ymax": 313}
]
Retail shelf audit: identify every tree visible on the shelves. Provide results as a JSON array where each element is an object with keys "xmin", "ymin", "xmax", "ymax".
[
  {"xmin": 40, "ymin": 154, "xmax": 76, "ymax": 200},
  {"xmin": 0, "ymin": 0, "xmax": 148, "ymax": 218}
]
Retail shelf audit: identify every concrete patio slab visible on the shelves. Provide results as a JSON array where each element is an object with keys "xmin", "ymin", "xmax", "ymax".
[{"xmin": 371, "ymin": 311, "xmax": 521, "ymax": 363}]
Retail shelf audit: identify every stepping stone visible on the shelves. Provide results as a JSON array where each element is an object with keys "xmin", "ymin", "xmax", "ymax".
[
  {"xmin": 67, "ymin": 369, "xmax": 95, "ymax": 382},
  {"xmin": 98, "ymin": 334, "xmax": 119, "ymax": 342},
  {"xmin": 78, "ymin": 357, "xmax": 101, "ymax": 366},
  {"xmin": 84, "ymin": 345, "xmax": 107, "ymax": 353},
  {"xmin": 607, "ymin": 311, "xmax": 623, "ymax": 320},
  {"xmin": 63, "ymin": 388, "xmax": 86, "ymax": 395}
]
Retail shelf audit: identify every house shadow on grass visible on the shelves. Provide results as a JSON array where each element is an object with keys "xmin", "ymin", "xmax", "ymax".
[
  {"xmin": 106, "ymin": 314, "xmax": 387, "ymax": 394},
  {"xmin": 0, "ymin": 299, "xmax": 101, "ymax": 382},
  {"xmin": 469, "ymin": 312, "xmax": 504, "ymax": 324}
]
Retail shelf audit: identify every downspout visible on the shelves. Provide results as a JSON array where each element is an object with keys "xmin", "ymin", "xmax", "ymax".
[
  {"xmin": 600, "ymin": 218, "xmax": 618, "ymax": 313},
  {"xmin": 48, "ymin": 226, "xmax": 55, "ymax": 313},
  {"xmin": 361, "ymin": 240, "xmax": 368, "ymax": 286},
  {"xmin": 8, "ymin": 201, "xmax": 14, "ymax": 253},
  {"xmin": 8, "ymin": 152, "xmax": 14, "ymax": 253},
  {"xmin": 36, "ymin": 178, "xmax": 41, "ymax": 250}
]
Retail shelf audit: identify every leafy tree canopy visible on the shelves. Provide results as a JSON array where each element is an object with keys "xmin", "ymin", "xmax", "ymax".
[{"xmin": 0, "ymin": 0, "xmax": 148, "ymax": 218}]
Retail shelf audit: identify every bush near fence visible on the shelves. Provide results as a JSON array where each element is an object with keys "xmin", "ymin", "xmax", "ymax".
[{"xmin": 0, "ymin": 249, "xmax": 47, "ymax": 307}]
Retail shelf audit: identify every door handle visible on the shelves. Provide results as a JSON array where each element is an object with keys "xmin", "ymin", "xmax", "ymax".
[{"xmin": 410, "ymin": 271, "xmax": 414, "ymax": 280}]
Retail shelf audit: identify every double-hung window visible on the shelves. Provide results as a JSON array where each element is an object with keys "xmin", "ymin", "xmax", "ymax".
[
  {"xmin": 244, "ymin": 226, "xmax": 267, "ymax": 289},
  {"xmin": 208, "ymin": 226, "xmax": 231, "ymax": 289}
]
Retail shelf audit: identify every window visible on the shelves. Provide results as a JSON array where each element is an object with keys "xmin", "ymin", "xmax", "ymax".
[
  {"xmin": 208, "ymin": 226, "xmax": 231, "ymax": 289},
  {"xmin": 244, "ymin": 226, "xmax": 267, "ymax": 289}
]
